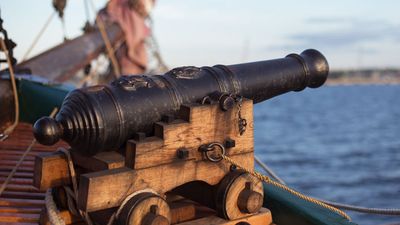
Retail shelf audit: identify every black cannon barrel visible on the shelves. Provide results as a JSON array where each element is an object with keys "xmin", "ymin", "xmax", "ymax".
[{"xmin": 33, "ymin": 49, "xmax": 329, "ymax": 155}]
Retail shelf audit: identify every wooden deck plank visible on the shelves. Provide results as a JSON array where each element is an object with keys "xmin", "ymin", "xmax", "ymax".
[{"xmin": 0, "ymin": 212, "xmax": 39, "ymax": 223}]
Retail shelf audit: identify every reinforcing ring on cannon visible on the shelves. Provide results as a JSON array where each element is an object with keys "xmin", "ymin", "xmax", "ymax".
[{"xmin": 199, "ymin": 142, "xmax": 226, "ymax": 162}]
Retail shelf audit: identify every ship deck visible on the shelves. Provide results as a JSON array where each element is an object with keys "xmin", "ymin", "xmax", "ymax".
[{"xmin": 0, "ymin": 123, "xmax": 68, "ymax": 225}]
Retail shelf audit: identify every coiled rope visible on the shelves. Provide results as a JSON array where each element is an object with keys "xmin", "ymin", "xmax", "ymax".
[
  {"xmin": 254, "ymin": 155, "xmax": 400, "ymax": 216},
  {"xmin": 45, "ymin": 189, "xmax": 65, "ymax": 225}
]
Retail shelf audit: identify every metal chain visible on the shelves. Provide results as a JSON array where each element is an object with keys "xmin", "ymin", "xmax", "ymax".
[{"xmin": 234, "ymin": 95, "xmax": 247, "ymax": 135}]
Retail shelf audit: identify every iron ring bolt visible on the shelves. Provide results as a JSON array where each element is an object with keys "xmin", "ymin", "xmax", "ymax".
[{"xmin": 199, "ymin": 142, "xmax": 226, "ymax": 162}]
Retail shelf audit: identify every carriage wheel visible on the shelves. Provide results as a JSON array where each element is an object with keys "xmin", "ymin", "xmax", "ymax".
[
  {"xmin": 216, "ymin": 170, "xmax": 264, "ymax": 220},
  {"xmin": 118, "ymin": 192, "xmax": 171, "ymax": 225}
]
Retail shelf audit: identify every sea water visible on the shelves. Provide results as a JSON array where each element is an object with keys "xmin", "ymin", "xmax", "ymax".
[{"xmin": 254, "ymin": 85, "xmax": 400, "ymax": 225}]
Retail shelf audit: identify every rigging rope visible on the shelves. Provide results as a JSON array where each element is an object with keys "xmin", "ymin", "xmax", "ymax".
[
  {"xmin": 0, "ymin": 38, "xmax": 20, "ymax": 141},
  {"xmin": 254, "ymin": 156, "xmax": 286, "ymax": 184},
  {"xmin": 147, "ymin": 17, "xmax": 169, "ymax": 73},
  {"xmin": 221, "ymin": 154, "xmax": 352, "ymax": 221},
  {"xmin": 83, "ymin": 0, "xmax": 91, "ymax": 25},
  {"xmin": 88, "ymin": 0, "xmax": 121, "ymax": 78},
  {"xmin": 0, "ymin": 108, "xmax": 58, "ymax": 196},
  {"xmin": 254, "ymin": 155, "xmax": 400, "ymax": 216},
  {"xmin": 21, "ymin": 11, "xmax": 56, "ymax": 62}
]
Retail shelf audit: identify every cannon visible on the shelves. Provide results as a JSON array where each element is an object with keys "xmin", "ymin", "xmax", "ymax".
[
  {"xmin": 33, "ymin": 49, "xmax": 329, "ymax": 225},
  {"xmin": 33, "ymin": 49, "xmax": 328, "ymax": 155}
]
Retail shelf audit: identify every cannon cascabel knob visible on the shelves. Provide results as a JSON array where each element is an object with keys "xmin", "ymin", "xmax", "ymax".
[
  {"xmin": 299, "ymin": 49, "xmax": 329, "ymax": 88},
  {"xmin": 33, "ymin": 117, "xmax": 63, "ymax": 145}
]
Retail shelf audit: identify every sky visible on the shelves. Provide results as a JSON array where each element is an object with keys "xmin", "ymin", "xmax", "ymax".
[{"xmin": 1, "ymin": 0, "xmax": 400, "ymax": 70}]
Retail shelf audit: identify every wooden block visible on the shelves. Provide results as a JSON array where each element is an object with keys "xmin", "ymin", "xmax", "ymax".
[
  {"xmin": 78, "ymin": 153, "xmax": 254, "ymax": 212},
  {"xmin": 78, "ymin": 167, "xmax": 136, "ymax": 212},
  {"xmin": 126, "ymin": 99, "xmax": 254, "ymax": 170},
  {"xmin": 71, "ymin": 150, "xmax": 125, "ymax": 171},
  {"xmin": 125, "ymin": 136, "xmax": 164, "ymax": 169},
  {"xmin": 170, "ymin": 200, "xmax": 197, "ymax": 224},
  {"xmin": 33, "ymin": 152, "xmax": 70, "ymax": 191},
  {"xmin": 175, "ymin": 208, "xmax": 272, "ymax": 225}
]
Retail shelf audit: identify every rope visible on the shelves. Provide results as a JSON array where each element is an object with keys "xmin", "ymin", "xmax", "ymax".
[
  {"xmin": 254, "ymin": 156, "xmax": 286, "ymax": 184},
  {"xmin": 83, "ymin": 0, "xmax": 91, "ymax": 24},
  {"xmin": 0, "ymin": 38, "xmax": 19, "ymax": 141},
  {"xmin": 254, "ymin": 155, "xmax": 400, "ymax": 216},
  {"xmin": 21, "ymin": 11, "xmax": 56, "ymax": 62},
  {"xmin": 319, "ymin": 199, "xmax": 400, "ymax": 216},
  {"xmin": 147, "ymin": 17, "xmax": 169, "ymax": 73},
  {"xmin": 88, "ymin": 0, "xmax": 121, "ymax": 78},
  {"xmin": 221, "ymin": 154, "xmax": 352, "ymax": 221},
  {"xmin": 56, "ymin": 148, "xmax": 94, "ymax": 225},
  {"xmin": 45, "ymin": 189, "xmax": 66, "ymax": 225},
  {"xmin": 0, "ymin": 108, "xmax": 58, "ymax": 196}
]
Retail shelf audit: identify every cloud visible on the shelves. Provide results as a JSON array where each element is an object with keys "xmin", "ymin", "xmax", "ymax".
[{"xmin": 266, "ymin": 17, "xmax": 400, "ymax": 51}]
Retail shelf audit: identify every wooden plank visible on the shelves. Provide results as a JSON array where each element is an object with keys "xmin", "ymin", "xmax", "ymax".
[
  {"xmin": 1, "ymin": 184, "xmax": 41, "ymax": 193},
  {"xmin": 0, "ymin": 166, "xmax": 33, "ymax": 172},
  {"xmin": 0, "ymin": 191, "xmax": 45, "ymax": 200},
  {"xmin": 0, "ymin": 213, "xmax": 39, "ymax": 223},
  {"xmin": 170, "ymin": 200, "xmax": 197, "ymax": 224},
  {"xmin": 0, "ymin": 150, "xmax": 42, "ymax": 157},
  {"xmin": 33, "ymin": 151, "xmax": 70, "ymax": 191},
  {"xmin": 0, "ymin": 177, "xmax": 32, "ymax": 185},
  {"xmin": 0, "ymin": 198, "xmax": 44, "ymax": 207},
  {"xmin": 0, "ymin": 145, "xmax": 56, "ymax": 152},
  {"xmin": 0, "ymin": 160, "xmax": 34, "ymax": 167},
  {"xmin": 71, "ymin": 151, "xmax": 125, "ymax": 172},
  {"xmin": 0, "ymin": 155, "xmax": 35, "ymax": 161},
  {"xmin": 176, "ymin": 208, "xmax": 272, "ymax": 225},
  {"xmin": 0, "ymin": 207, "xmax": 42, "ymax": 214},
  {"xmin": 0, "ymin": 172, "xmax": 33, "ymax": 179},
  {"xmin": 0, "ymin": 223, "xmax": 38, "ymax": 225},
  {"xmin": 78, "ymin": 153, "xmax": 253, "ymax": 212}
]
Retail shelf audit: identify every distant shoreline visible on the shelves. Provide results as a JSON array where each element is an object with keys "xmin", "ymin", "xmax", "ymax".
[
  {"xmin": 327, "ymin": 69, "xmax": 400, "ymax": 86},
  {"xmin": 325, "ymin": 77, "xmax": 400, "ymax": 86}
]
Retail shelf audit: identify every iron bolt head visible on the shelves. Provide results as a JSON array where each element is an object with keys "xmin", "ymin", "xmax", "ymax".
[
  {"xmin": 177, "ymin": 148, "xmax": 189, "ymax": 159},
  {"xmin": 224, "ymin": 138, "xmax": 236, "ymax": 148},
  {"xmin": 219, "ymin": 94, "xmax": 235, "ymax": 111}
]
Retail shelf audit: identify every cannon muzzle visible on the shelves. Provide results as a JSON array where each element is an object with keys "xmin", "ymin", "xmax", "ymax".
[{"xmin": 33, "ymin": 49, "xmax": 329, "ymax": 155}]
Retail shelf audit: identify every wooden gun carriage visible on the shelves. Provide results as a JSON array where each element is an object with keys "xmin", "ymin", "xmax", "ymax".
[{"xmin": 34, "ymin": 98, "xmax": 272, "ymax": 225}]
